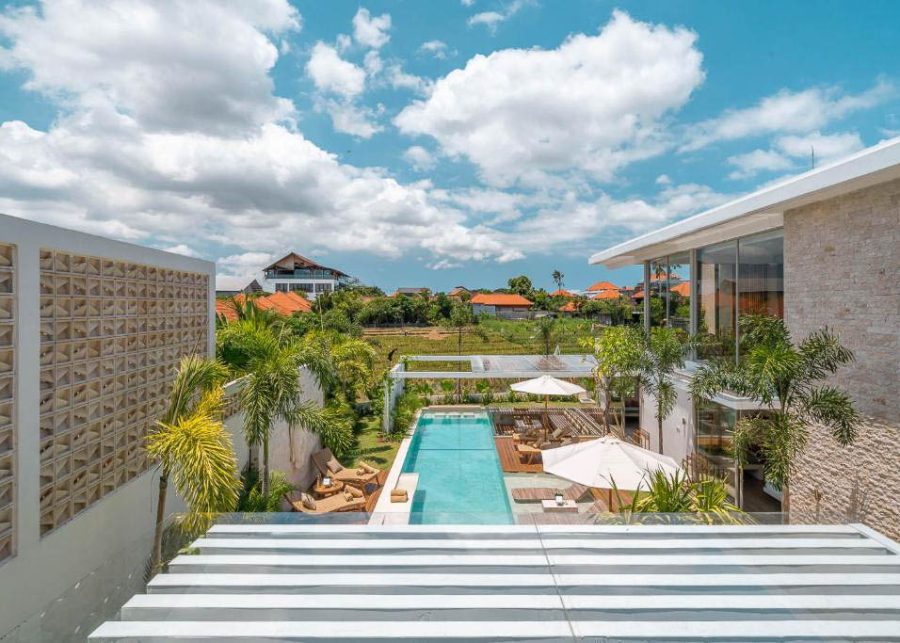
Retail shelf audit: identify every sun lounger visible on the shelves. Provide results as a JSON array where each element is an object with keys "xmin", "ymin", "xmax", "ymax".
[
  {"xmin": 312, "ymin": 448, "xmax": 380, "ymax": 489},
  {"xmin": 285, "ymin": 487, "xmax": 366, "ymax": 514},
  {"xmin": 510, "ymin": 482, "xmax": 591, "ymax": 503}
]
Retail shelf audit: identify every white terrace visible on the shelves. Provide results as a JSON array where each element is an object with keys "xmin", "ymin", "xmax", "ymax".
[{"xmin": 90, "ymin": 521, "xmax": 900, "ymax": 641}]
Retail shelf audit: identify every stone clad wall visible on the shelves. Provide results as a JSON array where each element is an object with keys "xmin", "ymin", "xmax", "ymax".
[{"xmin": 784, "ymin": 178, "xmax": 900, "ymax": 539}]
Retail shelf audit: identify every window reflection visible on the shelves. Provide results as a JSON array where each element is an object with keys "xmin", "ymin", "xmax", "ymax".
[
  {"xmin": 696, "ymin": 240, "xmax": 737, "ymax": 360},
  {"xmin": 738, "ymin": 231, "xmax": 784, "ymax": 319}
]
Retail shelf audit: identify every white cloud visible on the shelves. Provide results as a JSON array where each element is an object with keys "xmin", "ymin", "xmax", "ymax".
[
  {"xmin": 418, "ymin": 40, "xmax": 451, "ymax": 59},
  {"xmin": 726, "ymin": 149, "xmax": 795, "ymax": 180},
  {"xmin": 467, "ymin": 0, "xmax": 534, "ymax": 33},
  {"xmin": 727, "ymin": 131, "xmax": 864, "ymax": 179},
  {"xmin": 352, "ymin": 8, "xmax": 391, "ymax": 49},
  {"xmin": 306, "ymin": 42, "xmax": 366, "ymax": 98},
  {"xmin": 0, "ymin": 0, "xmax": 530, "ymax": 290},
  {"xmin": 164, "ymin": 243, "xmax": 199, "ymax": 257},
  {"xmin": 403, "ymin": 145, "xmax": 436, "ymax": 171},
  {"xmin": 683, "ymin": 80, "xmax": 894, "ymax": 151},
  {"xmin": 461, "ymin": 0, "xmax": 476, "ymax": 7},
  {"xmin": 396, "ymin": 11, "xmax": 704, "ymax": 187},
  {"xmin": 317, "ymin": 99, "xmax": 383, "ymax": 138},
  {"xmin": 385, "ymin": 65, "xmax": 432, "ymax": 94},
  {"xmin": 655, "ymin": 174, "xmax": 671, "ymax": 185},
  {"xmin": 0, "ymin": 0, "xmax": 299, "ymax": 134}
]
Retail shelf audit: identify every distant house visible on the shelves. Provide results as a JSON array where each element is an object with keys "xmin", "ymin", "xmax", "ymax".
[
  {"xmin": 215, "ymin": 278, "xmax": 263, "ymax": 299},
  {"xmin": 585, "ymin": 280, "xmax": 620, "ymax": 293},
  {"xmin": 448, "ymin": 285, "xmax": 471, "ymax": 300},
  {"xmin": 260, "ymin": 251, "xmax": 355, "ymax": 300},
  {"xmin": 216, "ymin": 291, "xmax": 311, "ymax": 322},
  {"xmin": 470, "ymin": 293, "xmax": 532, "ymax": 319},
  {"xmin": 550, "ymin": 288, "xmax": 574, "ymax": 298},
  {"xmin": 393, "ymin": 287, "xmax": 430, "ymax": 297}
]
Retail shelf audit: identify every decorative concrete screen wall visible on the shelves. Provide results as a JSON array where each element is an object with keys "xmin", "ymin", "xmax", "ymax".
[
  {"xmin": 37, "ymin": 250, "xmax": 208, "ymax": 535},
  {"xmin": 0, "ymin": 244, "xmax": 15, "ymax": 563}
]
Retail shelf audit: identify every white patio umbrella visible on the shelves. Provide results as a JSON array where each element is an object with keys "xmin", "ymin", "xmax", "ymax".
[
  {"xmin": 509, "ymin": 375, "xmax": 586, "ymax": 440},
  {"xmin": 541, "ymin": 435, "xmax": 681, "ymax": 507}
]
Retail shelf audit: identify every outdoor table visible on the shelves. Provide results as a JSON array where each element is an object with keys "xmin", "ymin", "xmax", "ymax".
[
  {"xmin": 541, "ymin": 499, "xmax": 578, "ymax": 513},
  {"xmin": 516, "ymin": 444, "xmax": 541, "ymax": 464},
  {"xmin": 313, "ymin": 479, "xmax": 344, "ymax": 498}
]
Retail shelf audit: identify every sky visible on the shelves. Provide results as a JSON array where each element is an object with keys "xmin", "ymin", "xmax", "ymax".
[{"xmin": 1, "ymin": 1, "xmax": 899, "ymax": 293}]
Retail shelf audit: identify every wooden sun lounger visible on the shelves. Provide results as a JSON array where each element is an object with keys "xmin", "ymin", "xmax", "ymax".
[
  {"xmin": 285, "ymin": 488, "xmax": 366, "ymax": 514},
  {"xmin": 312, "ymin": 448, "xmax": 380, "ymax": 490},
  {"xmin": 510, "ymin": 483, "xmax": 590, "ymax": 503}
]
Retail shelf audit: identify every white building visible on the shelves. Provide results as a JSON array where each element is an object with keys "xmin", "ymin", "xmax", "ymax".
[
  {"xmin": 0, "ymin": 216, "xmax": 324, "ymax": 640},
  {"xmin": 259, "ymin": 252, "xmax": 356, "ymax": 300}
]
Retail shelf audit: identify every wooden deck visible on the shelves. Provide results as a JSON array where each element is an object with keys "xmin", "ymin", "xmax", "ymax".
[{"xmin": 494, "ymin": 436, "xmax": 543, "ymax": 473}]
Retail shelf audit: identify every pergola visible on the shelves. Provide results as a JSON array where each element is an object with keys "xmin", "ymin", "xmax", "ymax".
[{"xmin": 383, "ymin": 353, "xmax": 597, "ymax": 431}]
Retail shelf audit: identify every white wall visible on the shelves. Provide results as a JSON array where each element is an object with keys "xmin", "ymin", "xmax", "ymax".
[
  {"xmin": 266, "ymin": 367, "xmax": 325, "ymax": 490},
  {"xmin": 640, "ymin": 377, "xmax": 695, "ymax": 467},
  {"xmin": 0, "ymin": 213, "xmax": 218, "ymax": 638}
]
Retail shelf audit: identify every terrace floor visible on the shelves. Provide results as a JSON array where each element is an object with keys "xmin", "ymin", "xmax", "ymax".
[{"xmin": 494, "ymin": 436, "xmax": 542, "ymax": 473}]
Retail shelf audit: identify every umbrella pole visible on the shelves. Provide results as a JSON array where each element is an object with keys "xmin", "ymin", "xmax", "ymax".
[{"xmin": 544, "ymin": 395, "xmax": 549, "ymax": 442}]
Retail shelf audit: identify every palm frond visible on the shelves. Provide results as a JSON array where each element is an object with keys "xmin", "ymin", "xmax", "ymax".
[{"xmin": 799, "ymin": 386, "xmax": 861, "ymax": 446}]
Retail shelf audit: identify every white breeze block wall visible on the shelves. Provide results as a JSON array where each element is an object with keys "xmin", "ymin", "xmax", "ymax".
[{"xmin": 0, "ymin": 212, "xmax": 217, "ymax": 638}]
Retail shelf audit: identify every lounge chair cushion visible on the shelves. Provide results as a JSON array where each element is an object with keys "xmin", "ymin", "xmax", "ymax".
[
  {"xmin": 345, "ymin": 486, "xmax": 363, "ymax": 499},
  {"xmin": 299, "ymin": 492, "xmax": 316, "ymax": 511}
]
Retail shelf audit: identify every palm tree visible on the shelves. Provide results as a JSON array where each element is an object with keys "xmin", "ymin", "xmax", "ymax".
[
  {"xmin": 690, "ymin": 315, "xmax": 860, "ymax": 512},
  {"xmin": 612, "ymin": 469, "xmax": 743, "ymax": 524},
  {"xmin": 535, "ymin": 315, "xmax": 556, "ymax": 356},
  {"xmin": 146, "ymin": 355, "xmax": 234, "ymax": 572},
  {"xmin": 552, "ymin": 270, "xmax": 565, "ymax": 291},
  {"xmin": 582, "ymin": 326, "xmax": 643, "ymax": 433},
  {"xmin": 239, "ymin": 330, "xmax": 330, "ymax": 495},
  {"xmin": 639, "ymin": 327, "xmax": 686, "ymax": 455}
]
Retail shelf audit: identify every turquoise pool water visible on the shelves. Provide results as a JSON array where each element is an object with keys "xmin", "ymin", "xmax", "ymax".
[{"xmin": 401, "ymin": 412, "xmax": 513, "ymax": 524}]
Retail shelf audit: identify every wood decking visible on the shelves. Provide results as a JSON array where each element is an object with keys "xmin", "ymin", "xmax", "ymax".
[{"xmin": 495, "ymin": 436, "xmax": 543, "ymax": 473}]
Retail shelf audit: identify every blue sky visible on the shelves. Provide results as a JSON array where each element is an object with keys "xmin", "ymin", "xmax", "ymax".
[{"xmin": 1, "ymin": 0, "xmax": 898, "ymax": 293}]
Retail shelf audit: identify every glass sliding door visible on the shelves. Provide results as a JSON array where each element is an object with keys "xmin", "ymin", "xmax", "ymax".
[
  {"xmin": 667, "ymin": 251, "xmax": 690, "ymax": 332},
  {"xmin": 696, "ymin": 240, "xmax": 737, "ymax": 360}
]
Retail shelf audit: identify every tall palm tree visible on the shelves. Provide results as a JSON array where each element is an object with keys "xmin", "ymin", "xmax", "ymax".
[
  {"xmin": 552, "ymin": 270, "xmax": 565, "ymax": 291},
  {"xmin": 146, "ymin": 355, "xmax": 233, "ymax": 572},
  {"xmin": 690, "ymin": 315, "xmax": 860, "ymax": 512},
  {"xmin": 535, "ymin": 315, "xmax": 556, "ymax": 356},
  {"xmin": 239, "ymin": 329, "xmax": 331, "ymax": 495},
  {"xmin": 639, "ymin": 327, "xmax": 686, "ymax": 455}
]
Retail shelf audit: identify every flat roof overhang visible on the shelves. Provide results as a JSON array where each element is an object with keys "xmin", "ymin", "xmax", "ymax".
[
  {"xmin": 390, "ymin": 354, "xmax": 597, "ymax": 380},
  {"xmin": 590, "ymin": 136, "xmax": 900, "ymax": 268}
]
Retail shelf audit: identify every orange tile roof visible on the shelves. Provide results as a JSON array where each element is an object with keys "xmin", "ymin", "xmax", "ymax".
[
  {"xmin": 586, "ymin": 280, "xmax": 620, "ymax": 292},
  {"xmin": 550, "ymin": 289, "xmax": 573, "ymax": 298},
  {"xmin": 670, "ymin": 282, "xmax": 691, "ymax": 297},
  {"xmin": 560, "ymin": 300, "xmax": 579, "ymax": 312},
  {"xmin": 592, "ymin": 289, "xmax": 623, "ymax": 300},
  {"xmin": 216, "ymin": 291, "xmax": 311, "ymax": 321},
  {"xmin": 470, "ymin": 293, "xmax": 533, "ymax": 307}
]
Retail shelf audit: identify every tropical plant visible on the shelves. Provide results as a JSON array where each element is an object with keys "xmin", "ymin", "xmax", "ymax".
[
  {"xmin": 582, "ymin": 326, "xmax": 643, "ymax": 432},
  {"xmin": 237, "ymin": 469, "xmax": 295, "ymax": 512},
  {"xmin": 639, "ymin": 327, "xmax": 686, "ymax": 454},
  {"xmin": 146, "ymin": 356, "xmax": 237, "ymax": 572},
  {"xmin": 237, "ymin": 326, "xmax": 330, "ymax": 495},
  {"xmin": 507, "ymin": 275, "xmax": 533, "ymax": 297},
  {"xmin": 612, "ymin": 469, "xmax": 743, "ymax": 524},
  {"xmin": 535, "ymin": 316, "xmax": 556, "ymax": 356},
  {"xmin": 689, "ymin": 315, "xmax": 860, "ymax": 511},
  {"xmin": 475, "ymin": 380, "xmax": 493, "ymax": 405},
  {"xmin": 440, "ymin": 379, "xmax": 456, "ymax": 404},
  {"xmin": 552, "ymin": 269, "xmax": 565, "ymax": 291}
]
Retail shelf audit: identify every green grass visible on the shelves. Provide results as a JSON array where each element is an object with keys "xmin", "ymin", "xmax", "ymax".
[
  {"xmin": 345, "ymin": 414, "xmax": 402, "ymax": 471},
  {"xmin": 363, "ymin": 318, "xmax": 595, "ymax": 372}
]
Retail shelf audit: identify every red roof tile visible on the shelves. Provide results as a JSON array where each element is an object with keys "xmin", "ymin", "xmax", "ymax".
[
  {"xmin": 592, "ymin": 289, "xmax": 623, "ymax": 300},
  {"xmin": 470, "ymin": 293, "xmax": 533, "ymax": 307},
  {"xmin": 550, "ymin": 289, "xmax": 573, "ymax": 298},
  {"xmin": 586, "ymin": 280, "xmax": 620, "ymax": 292}
]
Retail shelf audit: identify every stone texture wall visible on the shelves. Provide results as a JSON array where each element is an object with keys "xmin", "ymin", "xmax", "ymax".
[{"xmin": 784, "ymin": 177, "xmax": 900, "ymax": 539}]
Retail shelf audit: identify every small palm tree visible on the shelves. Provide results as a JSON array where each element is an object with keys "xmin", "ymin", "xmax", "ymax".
[
  {"xmin": 552, "ymin": 269, "xmax": 565, "ymax": 291},
  {"xmin": 690, "ymin": 315, "xmax": 860, "ymax": 511},
  {"xmin": 639, "ymin": 327, "xmax": 686, "ymax": 455},
  {"xmin": 535, "ymin": 316, "xmax": 556, "ymax": 356},
  {"xmin": 146, "ymin": 355, "xmax": 236, "ymax": 572},
  {"xmin": 613, "ymin": 469, "xmax": 742, "ymax": 524},
  {"xmin": 582, "ymin": 326, "xmax": 643, "ymax": 433}
]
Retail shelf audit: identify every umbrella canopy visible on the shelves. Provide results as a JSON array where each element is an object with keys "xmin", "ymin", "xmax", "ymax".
[
  {"xmin": 541, "ymin": 435, "xmax": 680, "ymax": 491},
  {"xmin": 509, "ymin": 375, "xmax": 586, "ymax": 397}
]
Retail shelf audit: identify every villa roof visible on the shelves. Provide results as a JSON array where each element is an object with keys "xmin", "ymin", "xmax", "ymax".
[
  {"xmin": 586, "ymin": 280, "xmax": 620, "ymax": 292},
  {"xmin": 262, "ymin": 251, "xmax": 347, "ymax": 277},
  {"xmin": 591, "ymin": 289, "xmax": 622, "ymax": 300},
  {"xmin": 559, "ymin": 300, "xmax": 579, "ymax": 312},
  {"xmin": 590, "ymin": 136, "xmax": 900, "ymax": 268},
  {"xmin": 216, "ymin": 291, "xmax": 311, "ymax": 321},
  {"xmin": 393, "ymin": 287, "xmax": 430, "ymax": 296},
  {"xmin": 470, "ymin": 292, "xmax": 533, "ymax": 307},
  {"xmin": 550, "ymin": 288, "xmax": 573, "ymax": 298},
  {"xmin": 90, "ymin": 522, "xmax": 900, "ymax": 641},
  {"xmin": 671, "ymin": 282, "xmax": 691, "ymax": 297}
]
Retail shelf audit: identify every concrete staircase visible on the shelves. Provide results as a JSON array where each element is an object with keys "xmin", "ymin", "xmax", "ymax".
[{"xmin": 90, "ymin": 523, "xmax": 900, "ymax": 641}]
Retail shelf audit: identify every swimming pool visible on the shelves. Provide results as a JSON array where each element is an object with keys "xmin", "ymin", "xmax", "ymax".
[{"xmin": 401, "ymin": 411, "xmax": 513, "ymax": 524}]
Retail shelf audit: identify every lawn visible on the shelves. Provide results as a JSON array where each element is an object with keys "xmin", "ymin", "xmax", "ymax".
[{"xmin": 345, "ymin": 414, "xmax": 402, "ymax": 471}]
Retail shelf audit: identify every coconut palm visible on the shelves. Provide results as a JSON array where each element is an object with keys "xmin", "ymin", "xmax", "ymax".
[
  {"xmin": 535, "ymin": 316, "xmax": 556, "ymax": 356},
  {"xmin": 639, "ymin": 327, "xmax": 686, "ymax": 455},
  {"xmin": 690, "ymin": 314, "xmax": 860, "ymax": 511},
  {"xmin": 612, "ymin": 469, "xmax": 742, "ymax": 524},
  {"xmin": 552, "ymin": 269, "xmax": 565, "ymax": 291},
  {"xmin": 239, "ymin": 330, "xmax": 330, "ymax": 495},
  {"xmin": 146, "ymin": 355, "xmax": 234, "ymax": 572}
]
